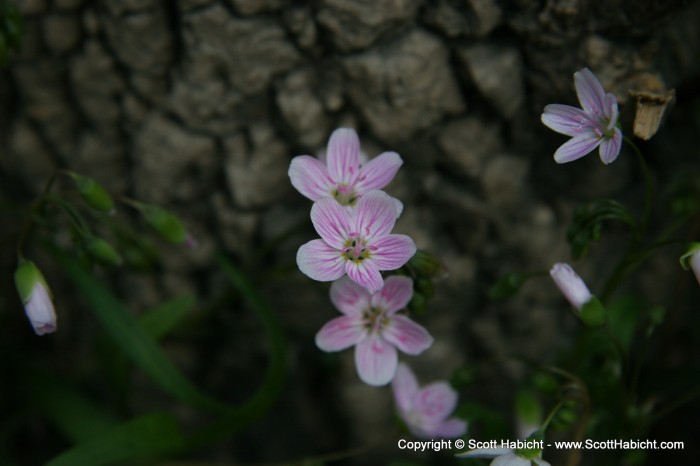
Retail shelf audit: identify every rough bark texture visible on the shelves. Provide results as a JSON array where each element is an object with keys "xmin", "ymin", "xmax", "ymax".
[{"xmin": 2, "ymin": 0, "xmax": 700, "ymax": 464}]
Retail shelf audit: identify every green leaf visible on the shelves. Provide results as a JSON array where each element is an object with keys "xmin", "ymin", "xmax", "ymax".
[
  {"xmin": 605, "ymin": 296, "xmax": 641, "ymax": 352},
  {"xmin": 185, "ymin": 255, "xmax": 287, "ymax": 445},
  {"xmin": 454, "ymin": 402, "xmax": 509, "ymax": 440},
  {"xmin": 567, "ymin": 200, "xmax": 639, "ymax": 259},
  {"xmin": 216, "ymin": 256, "xmax": 286, "ymax": 405},
  {"xmin": 138, "ymin": 294, "xmax": 194, "ymax": 341},
  {"xmin": 28, "ymin": 374, "xmax": 118, "ymax": 444},
  {"xmin": 44, "ymin": 412, "xmax": 185, "ymax": 466},
  {"xmin": 55, "ymin": 251, "xmax": 226, "ymax": 413},
  {"xmin": 515, "ymin": 388, "xmax": 542, "ymax": 426},
  {"xmin": 489, "ymin": 272, "xmax": 525, "ymax": 300}
]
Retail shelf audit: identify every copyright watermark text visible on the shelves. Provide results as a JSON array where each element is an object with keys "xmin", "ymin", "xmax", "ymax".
[
  {"xmin": 397, "ymin": 438, "xmax": 684, "ymax": 453},
  {"xmin": 397, "ymin": 438, "xmax": 466, "ymax": 452}
]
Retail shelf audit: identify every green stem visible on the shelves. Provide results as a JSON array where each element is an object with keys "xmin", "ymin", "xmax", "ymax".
[
  {"xmin": 540, "ymin": 366, "xmax": 590, "ymax": 466},
  {"xmin": 15, "ymin": 169, "xmax": 96, "ymax": 259},
  {"xmin": 600, "ymin": 139, "xmax": 654, "ymax": 302},
  {"xmin": 624, "ymin": 136, "xmax": 653, "ymax": 236},
  {"xmin": 185, "ymin": 255, "xmax": 287, "ymax": 449},
  {"xmin": 45, "ymin": 194, "xmax": 93, "ymax": 239},
  {"xmin": 650, "ymin": 386, "xmax": 700, "ymax": 424},
  {"xmin": 540, "ymin": 399, "xmax": 567, "ymax": 432},
  {"xmin": 16, "ymin": 171, "xmax": 62, "ymax": 260}
]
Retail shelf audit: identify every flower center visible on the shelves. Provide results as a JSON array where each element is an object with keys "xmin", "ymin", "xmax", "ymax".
[
  {"xmin": 361, "ymin": 306, "xmax": 389, "ymax": 334},
  {"xmin": 341, "ymin": 234, "xmax": 376, "ymax": 263},
  {"xmin": 595, "ymin": 115, "xmax": 617, "ymax": 140},
  {"xmin": 332, "ymin": 184, "xmax": 358, "ymax": 206},
  {"xmin": 602, "ymin": 126, "xmax": 616, "ymax": 139}
]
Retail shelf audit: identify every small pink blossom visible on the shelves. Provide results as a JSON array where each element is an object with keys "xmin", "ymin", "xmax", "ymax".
[
  {"xmin": 24, "ymin": 281, "xmax": 57, "ymax": 335},
  {"xmin": 392, "ymin": 363, "xmax": 467, "ymax": 439},
  {"xmin": 14, "ymin": 261, "xmax": 57, "ymax": 336},
  {"xmin": 315, "ymin": 276, "xmax": 433, "ymax": 386},
  {"xmin": 297, "ymin": 190, "xmax": 416, "ymax": 292},
  {"xmin": 541, "ymin": 68, "xmax": 622, "ymax": 164},
  {"xmin": 549, "ymin": 263, "xmax": 592, "ymax": 311},
  {"xmin": 288, "ymin": 128, "xmax": 403, "ymax": 207}
]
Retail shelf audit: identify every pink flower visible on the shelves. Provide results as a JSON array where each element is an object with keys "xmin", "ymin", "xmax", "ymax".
[
  {"xmin": 297, "ymin": 190, "xmax": 416, "ymax": 292},
  {"xmin": 392, "ymin": 363, "xmax": 467, "ymax": 439},
  {"xmin": 541, "ymin": 68, "xmax": 622, "ymax": 164},
  {"xmin": 288, "ymin": 128, "xmax": 403, "ymax": 207},
  {"xmin": 315, "ymin": 276, "xmax": 433, "ymax": 386},
  {"xmin": 549, "ymin": 263, "xmax": 592, "ymax": 310}
]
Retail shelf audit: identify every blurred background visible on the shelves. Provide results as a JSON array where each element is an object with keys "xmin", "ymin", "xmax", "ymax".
[{"xmin": 1, "ymin": 0, "xmax": 700, "ymax": 465}]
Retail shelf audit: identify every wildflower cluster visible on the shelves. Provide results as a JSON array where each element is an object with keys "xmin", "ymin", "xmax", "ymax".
[
  {"xmin": 13, "ymin": 170, "xmax": 193, "ymax": 336},
  {"xmin": 463, "ymin": 67, "xmax": 700, "ymax": 466},
  {"xmin": 290, "ymin": 128, "xmax": 466, "ymax": 438}
]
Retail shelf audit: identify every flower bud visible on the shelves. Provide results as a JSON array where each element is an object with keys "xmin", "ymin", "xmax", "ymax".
[
  {"xmin": 415, "ymin": 277, "xmax": 434, "ymax": 298},
  {"xmin": 86, "ymin": 237, "xmax": 123, "ymax": 267},
  {"xmin": 549, "ymin": 263, "xmax": 592, "ymax": 310},
  {"xmin": 69, "ymin": 173, "xmax": 114, "ymax": 214},
  {"xmin": 407, "ymin": 291, "xmax": 427, "ymax": 315},
  {"xmin": 14, "ymin": 261, "xmax": 57, "ymax": 335},
  {"xmin": 407, "ymin": 250, "xmax": 446, "ymax": 278},
  {"xmin": 679, "ymin": 243, "xmax": 700, "ymax": 286},
  {"xmin": 139, "ymin": 204, "xmax": 187, "ymax": 244}
]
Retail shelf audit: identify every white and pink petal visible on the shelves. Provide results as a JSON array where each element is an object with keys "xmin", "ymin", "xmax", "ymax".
[
  {"xmin": 550, "ymin": 262, "xmax": 592, "ymax": 310},
  {"xmin": 354, "ymin": 334, "xmax": 398, "ymax": 386},
  {"xmin": 383, "ymin": 315, "xmax": 433, "ymax": 355},
  {"xmin": 345, "ymin": 260, "xmax": 383, "ymax": 293},
  {"xmin": 353, "ymin": 190, "xmax": 398, "ymax": 239},
  {"xmin": 355, "ymin": 151, "xmax": 403, "ymax": 193},
  {"xmin": 315, "ymin": 315, "xmax": 365, "ymax": 352},
  {"xmin": 598, "ymin": 127, "xmax": 622, "ymax": 165},
  {"xmin": 391, "ymin": 362, "xmax": 419, "ymax": 414},
  {"xmin": 430, "ymin": 418, "xmax": 468, "ymax": 439},
  {"xmin": 330, "ymin": 275, "xmax": 371, "ymax": 316},
  {"xmin": 413, "ymin": 381, "xmax": 459, "ymax": 425},
  {"xmin": 603, "ymin": 93, "xmax": 619, "ymax": 129},
  {"xmin": 553, "ymin": 133, "xmax": 602, "ymax": 164},
  {"xmin": 326, "ymin": 128, "xmax": 361, "ymax": 185},
  {"xmin": 371, "ymin": 275, "xmax": 414, "ymax": 314},
  {"xmin": 541, "ymin": 104, "xmax": 595, "ymax": 137},
  {"xmin": 288, "ymin": 155, "xmax": 334, "ymax": 201},
  {"xmin": 574, "ymin": 68, "xmax": 606, "ymax": 117},
  {"xmin": 310, "ymin": 197, "xmax": 351, "ymax": 249},
  {"xmin": 297, "ymin": 239, "xmax": 346, "ymax": 282},
  {"xmin": 369, "ymin": 234, "xmax": 416, "ymax": 271}
]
